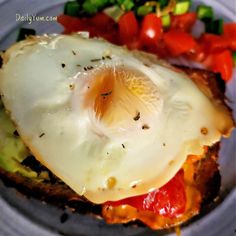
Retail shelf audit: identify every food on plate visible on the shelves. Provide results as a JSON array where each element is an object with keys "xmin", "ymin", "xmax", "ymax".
[
  {"xmin": 0, "ymin": 33, "xmax": 234, "ymax": 230},
  {"xmin": 57, "ymin": 1, "xmax": 236, "ymax": 82}
]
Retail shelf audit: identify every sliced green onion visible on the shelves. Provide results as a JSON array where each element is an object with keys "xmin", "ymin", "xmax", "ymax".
[
  {"xmin": 197, "ymin": 5, "xmax": 214, "ymax": 20},
  {"xmin": 82, "ymin": 0, "xmax": 110, "ymax": 15},
  {"xmin": 103, "ymin": 5, "xmax": 124, "ymax": 22},
  {"xmin": 173, "ymin": 0, "xmax": 191, "ymax": 15},
  {"xmin": 202, "ymin": 18, "xmax": 224, "ymax": 35},
  {"xmin": 159, "ymin": 0, "xmax": 169, "ymax": 9},
  {"xmin": 17, "ymin": 28, "xmax": 36, "ymax": 42},
  {"xmin": 64, "ymin": 1, "xmax": 80, "ymax": 17},
  {"xmin": 202, "ymin": 18, "xmax": 213, "ymax": 33},
  {"xmin": 212, "ymin": 18, "xmax": 224, "ymax": 35},
  {"xmin": 161, "ymin": 14, "xmax": 171, "ymax": 28},
  {"xmin": 118, "ymin": 0, "xmax": 134, "ymax": 11},
  {"xmin": 137, "ymin": 5, "xmax": 153, "ymax": 16},
  {"xmin": 232, "ymin": 51, "xmax": 236, "ymax": 66}
]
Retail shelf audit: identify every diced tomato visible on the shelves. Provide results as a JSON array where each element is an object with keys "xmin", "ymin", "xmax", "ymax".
[
  {"xmin": 187, "ymin": 32, "xmax": 235, "ymax": 63},
  {"xmin": 185, "ymin": 42, "xmax": 207, "ymax": 62},
  {"xmin": 163, "ymin": 30, "xmax": 197, "ymax": 56},
  {"xmin": 58, "ymin": 15, "xmax": 97, "ymax": 35},
  {"xmin": 223, "ymin": 23, "xmax": 236, "ymax": 50},
  {"xmin": 205, "ymin": 50, "xmax": 233, "ymax": 82},
  {"xmin": 57, "ymin": 15, "xmax": 85, "ymax": 33},
  {"xmin": 105, "ymin": 170, "xmax": 186, "ymax": 218},
  {"xmin": 90, "ymin": 13, "xmax": 118, "ymax": 43},
  {"xmin": 202, "ymin": 53, "xmax": 214, "ymax": 68},
  {"xmin": 200, "ymin": 33, "xmax": 230, "ymax": 53},
  {"xmin": 57, "ymin": 15, "xmax": 72, "ymax": 29},
  {"xmin": 125, "ymin": 38, "xmax": 143, "ymax": 50},
  {"xmin": 170, "ymin": 12, "xmax": 197, "ymax": 32},
  {"xmin": 150, "ymin": 39, "xmax": 169, "ymax": 58},
  {"xmin": 90, "ymin": 13, "xmax": 116, "ymax": 30},
  {"xmin": 140, "ymin": 14, "xmax": 163, "ymax": 48},
  {"xmin": 57, "ymin": 14, "xmax": 119, "ymax": 44},
  {"xmin": 118, "ymin": 11, "xmax": 139, "ymax": 45}
]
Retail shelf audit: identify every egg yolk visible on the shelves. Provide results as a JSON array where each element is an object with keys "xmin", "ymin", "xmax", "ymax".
[{"xmin": 84, "ymin": 67, "xmax": 160, "ymax": 129}]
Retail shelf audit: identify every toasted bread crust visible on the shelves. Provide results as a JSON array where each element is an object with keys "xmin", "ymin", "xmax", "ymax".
[{"xmin": 0, "ymin": 67, "xmax": 232, "ymax": 228}]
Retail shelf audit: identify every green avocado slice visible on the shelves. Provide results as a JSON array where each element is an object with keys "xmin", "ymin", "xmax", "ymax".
[{"xmin": 0, "ymin": 99, "xmax": 38, "ymax": 179}]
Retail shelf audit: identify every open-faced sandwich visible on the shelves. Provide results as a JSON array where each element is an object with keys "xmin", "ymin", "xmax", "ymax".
[
  {"xmin": 0, "ymin": 0, "xmax": 235, "ymax": 232},
  {"xmin": 0, "ymin": 33, "xmax": 234, "ymax": 230}
]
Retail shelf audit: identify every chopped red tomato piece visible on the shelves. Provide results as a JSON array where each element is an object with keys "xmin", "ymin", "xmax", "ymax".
[
  {"xmin": 118, "ymin": 11, "xmax": 139, "ymax": 46},
  {"xmin": 125, "ymin": 38, "xmax": 143, "ymax": 50},
  {"xmin": 89, "ymin": 13, "xmax": 118, "ymax": 43},
  {"xmin": 140, "ymin": 14, "xmax": 163, "ymax": 48},
  {"xmin": 163, "ymin": 30, "xmax": 196, "ymax": 56},
  {"xmin": 223, "ymin": 23, "xmax": 236, "ymax": 50},
  {"xmin": 57, "ymin": 15, "xmax": 86, "ymax": 32},
  {"xmin": 206, "ymin": 50, "xmax": 233, "ymax": 82},
  {"xmin": 105, "ymin": 170, "xmax": 186, "ymax": 218},
  {"xmin": 170, "ymin": 12, "xmax": 197, "ymax": 32},
  {"xmin": 150, "ymin": 39, "xmax": 169, "ymax": 58},
  {"xmin": 186, "ymin": 42, "xmax": 207, "ymax": 62},
  {"xmin": 90, "ymin": 13, "xmax": 116, "ymax": 30},
  {"xmin": 57, "ymin": 14, "xmax": 118, "ymax": 44},
  {"xmin": 200, "ymin": 33, "xmax": 229, "ymax": 53}
]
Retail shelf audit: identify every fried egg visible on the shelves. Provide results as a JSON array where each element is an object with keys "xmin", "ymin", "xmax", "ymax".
[{"xmin": 0, "ymin": 35, "xmax": 233, "ymax": 203}]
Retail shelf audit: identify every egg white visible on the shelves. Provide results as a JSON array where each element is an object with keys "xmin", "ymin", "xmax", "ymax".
[{"xmin": 0, "ymin": 35, "xmax": 233, "ymax": 203}]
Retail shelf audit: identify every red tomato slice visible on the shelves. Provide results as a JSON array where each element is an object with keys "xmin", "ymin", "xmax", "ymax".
[
  {"xmin": 140, "ymin": 14, "xmax": 163, "ymax": 48},
  {"xmin": 163, "ymin": 30, "xmax": 197, "ymax": 56},
  {"xmin": 223, "ymin": 23, "xmax": 236, "ymax": 50},
  {"xmin": 207, "ymin": 50, "xmax": 233, "ymax": 82},
  {"xmin": 118, "ymin": 11, "xmax": 139, "ymax": 45},
  {"xmin": 105, "ymin": 170, "xmax": 186, "ymax": 218},
  {"xmin": 170, "ymin": 12, "xmax": 197, "ymax": 32}
]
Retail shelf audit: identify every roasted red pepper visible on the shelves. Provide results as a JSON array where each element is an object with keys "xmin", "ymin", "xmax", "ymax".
[{"xmin": 105, "ymin": 170, "xmax": 186, "ymax": 218}]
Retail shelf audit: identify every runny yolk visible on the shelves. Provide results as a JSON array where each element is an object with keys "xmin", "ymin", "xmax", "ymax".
[
  {"xmin": 83, "ymin": 67, "xmax": 160, "ymax": 128},
  {"xmin": 84, "ymin": 68, "xmax": 115, "ymax": 121}
]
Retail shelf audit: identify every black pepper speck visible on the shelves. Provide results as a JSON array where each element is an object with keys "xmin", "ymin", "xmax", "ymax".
[
  {"xmin": 133, "ymin": 112, "xmax": 140, "ymax": 121},
  {"xmin": 39, "ymin": 133, "xmax": 45, "ymax": 138},
  {"xmin": 13, "ymin": 130, "xmax": 19, "ymax": 136},
  {"xmin": 142, "ymin": 124, "xmax": 150, "ymax": 130}
]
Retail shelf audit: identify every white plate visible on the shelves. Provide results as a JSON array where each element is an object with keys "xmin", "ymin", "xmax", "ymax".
[{"xmin": 0, "ymin": 1, "xmax": 235, "ymax": 236}]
